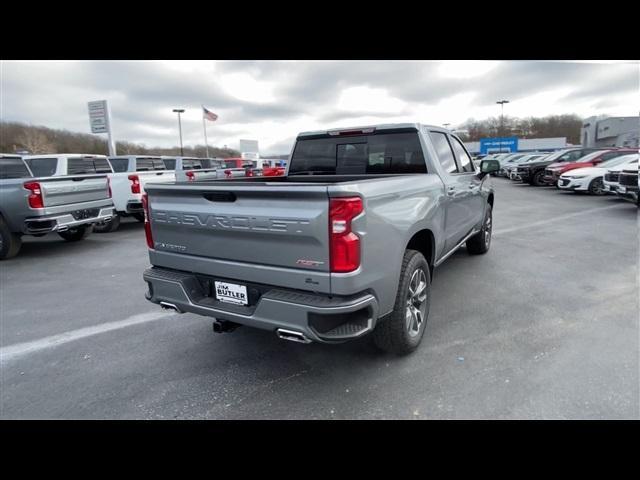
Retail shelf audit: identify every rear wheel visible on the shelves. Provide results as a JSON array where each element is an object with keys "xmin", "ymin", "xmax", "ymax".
[
  {"xmin": 93, "ymin": 214, "xmax": 121, "ymax": 233},
  {"xmin": 467, "ymin": 204, "xmax": 492, "ymax": 255},
  {"xmin": 588, "ymin": 177, "xmax": 605, "ymax": 195},
  {"xmin": 0, "ymin": 217, "xmax": 22, "ymax": 260},
  {"xmin": 372, "ymin": 249, "xmax": 431, "ymax": 355},
  {"xmin": 58, "ymin": 225, "xmax": 93, "ymax": 242}
]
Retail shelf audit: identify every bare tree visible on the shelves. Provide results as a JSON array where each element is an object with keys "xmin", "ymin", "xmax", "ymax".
[{"xmin": 16, "ymin": 128, "xmax": 56, "ymax": 154}]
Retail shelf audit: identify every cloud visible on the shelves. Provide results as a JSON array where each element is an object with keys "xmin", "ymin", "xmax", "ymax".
[{"xmin": 1, "ymin": 60, "xmax": 637, "ymax": 154}]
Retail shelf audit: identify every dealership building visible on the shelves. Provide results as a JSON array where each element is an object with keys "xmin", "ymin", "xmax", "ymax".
[
  {"xmin": 463, "ymin": 137, "xmax": 568, "ymax": 155},
  {"xmin": 580, "ymin": 116, "xmax": 639, "ymax": 148}
]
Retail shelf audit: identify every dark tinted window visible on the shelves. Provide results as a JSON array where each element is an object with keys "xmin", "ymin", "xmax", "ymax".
[
  {"xmin": 25, "ymin": 157, "xmax": 57, "ymax": 177},
  {"xmin": 108, "ymin": 158, "xmax": 130, "ymax": 172},
  {"xmin": 289, "ymin": 132, "xmax": 426, "ymax": 175},
  {"xmin": 449, "ymin": 136, "xmax": 474, "ymax": 172},
  {"xmin": 429, "ymin": 132, "xmax": 458, "ymax": 173},
  {"xmin": 181, "ymin": 159, "xmax": 209, "ymax": 170},
  {"xmin": 68, "ymin": 157, "xmax": 112, "ymax": 174},
  {"xmin": 162, "ymin": 158, "xmax": 176, "ymax": 170},
  {"xmin": 0, "ymin": 158, "xmax": 31, "ymax": 179},
  {"xmin": 136, "ymin": 158, "xmax": 166, "ymax": 171}
]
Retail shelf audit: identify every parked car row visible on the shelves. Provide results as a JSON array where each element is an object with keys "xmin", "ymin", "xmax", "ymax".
[
  {"xmin": 0, "ymin": 153, "xmax": 287, "ymax": 258},
  {"xmin": 492, "ymin": 147, "xmax": 639, "ymax": 204}
]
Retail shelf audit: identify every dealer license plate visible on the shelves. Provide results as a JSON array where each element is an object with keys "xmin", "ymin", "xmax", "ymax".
[{"xmin": 214, "ymin": 281, "xmax": 248, "ymax": 305}]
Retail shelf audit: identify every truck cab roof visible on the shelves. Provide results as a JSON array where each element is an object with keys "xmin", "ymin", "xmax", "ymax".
[{"xmin": 297, "ymin": 123, "xmax": 450, "ymax": 138}]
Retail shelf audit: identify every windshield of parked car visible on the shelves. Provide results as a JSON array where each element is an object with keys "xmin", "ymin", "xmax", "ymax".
[{"xmin": 289, "ymin": 130, "xmax": 427, "ymax": 175}]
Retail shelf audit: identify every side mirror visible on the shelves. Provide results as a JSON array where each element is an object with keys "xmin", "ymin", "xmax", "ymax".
[{"xmin": 479, "ymin": 159, "xmax": 500, "ymax": 177}]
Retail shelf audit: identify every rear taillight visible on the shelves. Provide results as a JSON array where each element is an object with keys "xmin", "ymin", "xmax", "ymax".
[
  {"xmin": 107, "ymin": 177, "xmax": 112, "ymax": 198},
  {"xmin": 329, "ymin": 197, "xmax": 363, "ymax": 273},
  {"xmin": 128, "ymin": 174, "xmax": 141, "ymax": 194},
  {"xmin": 245, "ymin": 169, "xmax": 254, "ymax": 177},
  {"xmin": 185, "ymin": 171, "xmax": 195, "ymax": 182},
  {"xmin": 141, "ymin": 193, "xmax": 154, "ymax": 249},
  {"xmin": 224, "ymin": 169, "xmax": 232, "ymax": 178},
  {"xmin": 24, "ymin": 181, "xmax": 44, "ymax": 209}
]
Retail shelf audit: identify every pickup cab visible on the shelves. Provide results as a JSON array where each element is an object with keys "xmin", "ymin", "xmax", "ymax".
[
  {"xmin": 0, "ymin": 154, "xmax": 115, "ymax": 259},
  {"xmin": 95, "ymin": 155, "xmax": 176, "ymax": 232},
  {"xmin": 141, "ymin": 124, "xmax": 499, "ymax": 354},
  {"xmin": 165, "ymin": 156, "xmax": 224, "ymax": 182}
]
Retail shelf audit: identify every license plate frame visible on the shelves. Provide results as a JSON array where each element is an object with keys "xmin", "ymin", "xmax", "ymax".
[{"xmin": 214, "ymin": 281, "xmax": 249, "ymax": 306}]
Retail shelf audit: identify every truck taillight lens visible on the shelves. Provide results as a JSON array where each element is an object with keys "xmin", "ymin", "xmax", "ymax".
[
  {"xmin": 329, "ymin": 197, "xmax": 363, "ymax": 273},
  {"xmin": 107, "ymin": 177, "xmax": 112, "ymax": 198},
  {"xmin": 128, "ymin": 174, "xmax": 141, "ymax": 194},
  {"xmin": 224, "ymin": 169, "xmax": 232, "ymax": 178},
  {"xmin": 24, "ymin": 181, "xmax": 44, "ymax": 209},
  {"xmin": 185, "ymin": 171, "xmax": 195, "ymax": 182},
  {"xmin": 141, "ymin": 193, "xmax": 154, "ymax": 249}
]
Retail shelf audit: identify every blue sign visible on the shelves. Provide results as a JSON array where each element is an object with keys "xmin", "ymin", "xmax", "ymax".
[{"xmin": 479, "ymin": 137, "xmax": 518, "ymax": 154}]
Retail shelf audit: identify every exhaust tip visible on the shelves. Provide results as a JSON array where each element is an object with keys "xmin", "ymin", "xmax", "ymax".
[
  {"xmin": 160, "ymin": 301, "xmax": 183, "ymax": 314},
  {"xmin": 277, "ymin": 328, "xmax": 312, "ymax": 344}
]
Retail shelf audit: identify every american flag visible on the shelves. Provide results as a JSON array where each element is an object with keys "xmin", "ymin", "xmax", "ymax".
[{"xmin": 202, "ymin": 106, "xmax": 218, "ymax": 122}]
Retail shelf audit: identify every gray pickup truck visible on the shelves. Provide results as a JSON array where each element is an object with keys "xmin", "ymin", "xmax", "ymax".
[
  {"xmin": 142, "ymin": 124, "xmax": 499, "ymax": 354},
  {"xmin": 0, "ymin": 154, "xmax": 115, "ymax": 259}
]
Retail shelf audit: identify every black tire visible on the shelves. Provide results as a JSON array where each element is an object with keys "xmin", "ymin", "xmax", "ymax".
[
  {"xmin": 588, "ymin": 177, "xmax": 605, "ymax": 196},
  {"xmin": 132, "ymin": 212, "xmax": 145, "ymax": 223},
  {"xmin": 531, "ymin": 170, "xmax": 546, "ymax": 186},
  {"xmin": 93, "ymin": 214, "xmax": 121, "ymax": 233},
  {"xmin": 467, "ymin": 203, "xmax": 492, "ymax": 255},
  {"xmin": 372, "ymin": 250, "xmax": 431, "ymax": 355},
  {"xmin": 0, "ymin": 217, "xmax": 22, "ymax": 260},
  {"xmin": 58, "ymin": 225, "xmax": 93, "ymax": 242}
]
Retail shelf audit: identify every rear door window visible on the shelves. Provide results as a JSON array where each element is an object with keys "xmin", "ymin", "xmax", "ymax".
[
  {"xmin": 0, "ymin": 158, "xmax": 32, "ymax": 179},
  {"xmin": 24, "ymin": 157, "xmax": 58, "ymax": 177},
  {"xmin": 429, "ymin": 131, "xmax": 458, "ymax": 174},
  {"xmin": 449, "ymin": 136, "xmax": 474, "ymax": 172}
]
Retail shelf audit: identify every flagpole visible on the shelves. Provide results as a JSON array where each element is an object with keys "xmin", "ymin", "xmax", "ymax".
[{"xmin": 202, "ymin": 106, "xmax": 210, "ymax": 158}]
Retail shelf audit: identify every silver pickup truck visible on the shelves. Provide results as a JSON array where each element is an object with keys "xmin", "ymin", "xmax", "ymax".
[
  {"xmin": 0, "ymin": 154, "xmax": 115, "ymax": 259},
  {"xmin": 142, "ymin": 124, "xmax": 500, "ymax": 354}
]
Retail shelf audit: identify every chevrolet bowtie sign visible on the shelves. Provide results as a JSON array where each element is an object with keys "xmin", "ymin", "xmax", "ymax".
[{"xmin": 88, "ymin": 100, "xmax": 110, "ymax": 134}]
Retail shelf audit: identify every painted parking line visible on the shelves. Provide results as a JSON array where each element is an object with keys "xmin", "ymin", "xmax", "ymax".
[
  {"xmin": 0, "ymin": 310, "xmax": 176, "ymax": 364},
  {"xmin": 493, "ymin": 203, "xmax": 629, "ymax": 236}
]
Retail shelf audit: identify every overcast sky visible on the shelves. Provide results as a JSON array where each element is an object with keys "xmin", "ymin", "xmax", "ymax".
[{"xmin": 1, "ymin": 60, "xmax": 638, "ymax": 154}]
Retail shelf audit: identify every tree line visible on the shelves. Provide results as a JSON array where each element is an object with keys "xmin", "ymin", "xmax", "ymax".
[
  {"xmin": 456, "ymin": 114, "xmax": 583, "ymax": 144},
  {"xmin": 0, "ymin": 121, "xmax": 241, "ymax": 158}
]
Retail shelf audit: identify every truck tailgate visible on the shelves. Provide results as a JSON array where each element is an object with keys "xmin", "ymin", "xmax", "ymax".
[
  {"xmin": 139, "ymin": 171, "xmax": 176, "ymax": 190},
  {"xmin": 146, "ymin": 182, "xmax": 331, "ymax": 273},
  {"xmin": 39, "ymin": 174, "xmax": 110, "ymax": 207}
]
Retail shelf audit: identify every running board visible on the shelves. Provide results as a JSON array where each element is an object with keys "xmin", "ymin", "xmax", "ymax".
[{"xmin": 434, "ymin": 229, "xmax": 480, "ymax": 267}]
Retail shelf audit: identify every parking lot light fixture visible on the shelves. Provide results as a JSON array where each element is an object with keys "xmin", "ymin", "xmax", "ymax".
[
  {"xmin": 172, "ymin": 109, "xmax": 185, "ymax": 156},
  {"xmin": 496, "ymin": 100, "xmax": 510, "ymax": 153}
]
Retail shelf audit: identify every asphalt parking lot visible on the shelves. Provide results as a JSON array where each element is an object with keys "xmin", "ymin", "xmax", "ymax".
[{"xmin": 1, "ymin": 178, "xmax": 638, "ymax": 419}]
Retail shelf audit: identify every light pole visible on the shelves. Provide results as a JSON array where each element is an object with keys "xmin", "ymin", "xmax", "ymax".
[
  {"xmin": 496, "ymin": 100, "xmax": 509, "ymax": 153},
  {"xmin": 172, "ymin": 109, "xmax": 185, "ymax": 156}
]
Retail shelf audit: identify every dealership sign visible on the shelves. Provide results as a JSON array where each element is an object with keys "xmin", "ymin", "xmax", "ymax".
[{"xmin": 480, "ymin": 137, "xmax": 518, "ymax": 154}]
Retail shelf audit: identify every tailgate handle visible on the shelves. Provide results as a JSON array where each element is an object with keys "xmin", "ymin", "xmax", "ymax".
[{"xmin": 203, "ymin": 192, "xmax": 236, "ymax": 202}]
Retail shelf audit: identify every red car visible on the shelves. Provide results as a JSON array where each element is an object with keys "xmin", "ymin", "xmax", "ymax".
[{"xmin": 543, "ymin": 148, "xmax": 638, "ymax": 185}]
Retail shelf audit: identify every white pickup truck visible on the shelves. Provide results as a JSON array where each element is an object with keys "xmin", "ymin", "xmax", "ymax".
[
  {"xmin": 95, "ymin": 155, "xmax": 176, "ymax": 232},
  {"xmin": 164, "ymin": 157, "xmax": 224, "ymax": 182}
]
